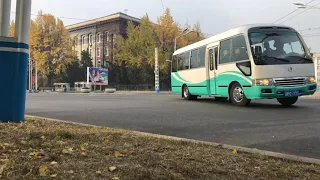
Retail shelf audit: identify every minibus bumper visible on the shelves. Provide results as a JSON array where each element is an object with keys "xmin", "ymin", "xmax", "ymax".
[{"xmin": 244, "ymin": 83, "xmax": 317, "ymax": 99}]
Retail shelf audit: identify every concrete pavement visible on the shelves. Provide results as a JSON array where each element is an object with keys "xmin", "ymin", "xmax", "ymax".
[{"xmin": 26, "ymin": 93, "xmax": 320, "ymax": 159}]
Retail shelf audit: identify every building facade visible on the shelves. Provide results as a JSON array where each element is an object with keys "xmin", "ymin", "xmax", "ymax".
[{"xmin": 66, "ymin": 12, "xmax": 140, "ymax": 67}]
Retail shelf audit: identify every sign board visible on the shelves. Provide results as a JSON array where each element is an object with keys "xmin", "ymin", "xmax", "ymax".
[
  {"xmin": 87, "ymin": 67, "xmax": 108, "ymax": 85},
  {"xmin": 32, "ymin": 75, "xmax": 35, "ymax": 85}
]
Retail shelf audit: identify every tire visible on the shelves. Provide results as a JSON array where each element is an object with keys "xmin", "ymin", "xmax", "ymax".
[
  {"xmin": 215, "ymin": 97, "xmax": 228, "ymax": 102},
  {"xmin": 277, "ymin": 97, "xmax": 298, "ymax": 107},
  {"xmin": 229, "ymin": 83, "xmax": 251, "ymax": 106},
  {"xmin": 183, "ymin": 85, "xmax": 197, "ymax": 100}
]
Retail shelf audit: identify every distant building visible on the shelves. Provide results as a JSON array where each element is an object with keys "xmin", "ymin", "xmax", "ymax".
[
  {"xmin": 66, "ymin": 12, "xmax": 140, "ymax": 67},
  {"xmin": 312, "ymin": 52, "xmax": 320, "ymax": 90}
]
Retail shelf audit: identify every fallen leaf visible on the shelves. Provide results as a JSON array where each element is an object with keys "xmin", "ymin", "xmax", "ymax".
[
  {"xmin": 104, "ymin": 139, "xmax": 110, "ymax": 144},
  {"xmin": 3, "ymin": 143, "xmax": 9, "ymax": 147},
  {"xmin": 96, "ymin": 171, "xmax": 101, "ymax": 174},
  {"xmin": 62, "ymin": 148, "xmax": 73, "ymax": 154},
  {"xmin": 0, "ymin": 160, "xmax": 9, "ymax": 177},
  {"xmin": 81, "ymin": 152, "xmax": 87, "ymax": 156},
  {"xmin": 114, "ymin": 151, "xmax": 122, "ymax": 157},
  {"xmin": 55, "ymin": 136, "xmax": 61, "ymax": 140},
  {"xmin": 109, "ymin": 166, "xmax": 117, "ymax": 172},
  {"xmin": 29, "ymin": 151, "xmax": 39, "ymax": 159},
  {"xmin": 41, "ymin": 136, "xmax": 46, "ymax": 140},
  {"xmin": 112, "ymin": 176, "xmax": 120, "ymax": 180},
  {"xmin": 122, "ymin": 149, "xmax": 128, "ymax": 154},
  {"xmin": 50, "ymin": 161, "xmax": 58, "ymax": 165},
  {"xmin": 50, "ymin": 174, "xmax": 58, "ymax": 177},
  {"xmin": 39, "ymin": 165, "xmax": 49, "ymax": 176},
  {"xmin": 232, "ymin": 149, "xmax": 238, "ymax": 154},
  {"xmin": 56, "ymin": 141, "xmax": 65, "ymax": 145},
  {"xmin": 80, "ymin": 143, "xmax": 88, "ymax": 151},
  {"xmin": 67, "ymin": 170, "xmax": 74, "ymax": 174},
  {"xmin": 123, "ymin": 143, "xmax": 130, "ymax": 148},
  {"xmin": 20, "ymin": 140, "xmax": 27, "ymax": 145},
  {"xmin": 171, "ymin": 172, "xmax": 183, "ymax": 178}
]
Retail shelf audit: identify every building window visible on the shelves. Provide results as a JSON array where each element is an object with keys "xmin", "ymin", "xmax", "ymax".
[
  {"xmin": 81, "ymin": 35, "xmax": 86, "ymax": 45},
  {"xmin": 106, "ymin": 47, "xmax": 109, "ymax": 56},
  {"xmin": 89, "ymin": 34, "xmax": 93, "ymax": 45},
  {"xmin": 89, "ymin": 48, "xmax": 92, "ymax": 58},
  {"xmin": 113, "ymin": 34, "xmax": 116, "ymax": 43},
  {"xmin": 105, "ymin": 31, "xmax": 109, "ymax": 42},
  {"xmin": 97, "ymin": 47, "xmax": 100, "ymax": 57},
  {"xmin": 97, "ymin": 33, "xmax": 101, "ymax": 43}
]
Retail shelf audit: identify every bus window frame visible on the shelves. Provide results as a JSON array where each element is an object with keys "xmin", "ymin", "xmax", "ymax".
[{"xmin": 218, "ymin": 33, "xmax": 251, "ymax": 66}]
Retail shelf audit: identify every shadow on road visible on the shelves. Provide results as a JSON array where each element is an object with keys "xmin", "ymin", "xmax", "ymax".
[{"xmin": 187, "ymin": 97, "xmax": 309, "ymax": 109}]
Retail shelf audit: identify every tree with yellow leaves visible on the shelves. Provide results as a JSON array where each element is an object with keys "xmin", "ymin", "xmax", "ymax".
[
  {"xmin": 9, "ymin": 20, "xmax": 15, "ymax": 37},
  {"xmin": 30, "ymin": 11, "xmax": 75, "ymax": 86},
  {"xmin": 114, "ymin": 8, "xmax": 205, "ymax": 87}
]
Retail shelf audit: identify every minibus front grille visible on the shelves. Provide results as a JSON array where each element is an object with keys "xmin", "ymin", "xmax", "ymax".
[{"xmin": 274, "ymin": 78, "xmax": 306, "ymax": 87}]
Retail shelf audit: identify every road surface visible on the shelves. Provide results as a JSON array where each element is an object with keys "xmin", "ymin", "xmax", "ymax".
[{"xmin": 26, "ymin": 93, "xmax": 320, "ymax": 159}]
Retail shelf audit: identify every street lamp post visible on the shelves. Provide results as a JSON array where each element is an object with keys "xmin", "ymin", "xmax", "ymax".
[
  {"xmin": 293, "ymin": 2, "xmax": 320, "ymax": 9},
  {"xmin": 174, "ymin": 28, "xmax": 195, "ymax": 51}
]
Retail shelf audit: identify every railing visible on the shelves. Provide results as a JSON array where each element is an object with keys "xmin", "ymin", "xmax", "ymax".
[{"xmin": 39, "ymin": 84, "xmax": 171, "ymax": 92}]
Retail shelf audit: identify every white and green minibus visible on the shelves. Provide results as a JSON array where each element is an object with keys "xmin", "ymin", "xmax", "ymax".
[{"xmin": 171, "ymin": 24, "xmax": 317, "ymax": 106}]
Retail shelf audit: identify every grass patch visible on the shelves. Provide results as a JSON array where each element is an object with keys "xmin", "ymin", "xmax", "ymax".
[{"xmin": 0, "ymin": 118, "xmax": 320, "ymax": 179}]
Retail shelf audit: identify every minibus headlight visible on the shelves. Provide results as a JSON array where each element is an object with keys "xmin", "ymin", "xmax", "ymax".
[
  {"xmin": 252, "ymin": 78, "xmax": 274, "ymax": 86},
  {"xmin": 306, "ymin": 76, "xmax": 316, "ymax": 84}
]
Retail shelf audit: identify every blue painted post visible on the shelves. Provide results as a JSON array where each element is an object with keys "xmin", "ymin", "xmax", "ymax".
[
  {"xmin": 155, "ymin": 48, "xmax": 160, "ymax": 93},
  {"xmin": 0, "ymin": 0, "xmax": 32, "ymax": 122}
]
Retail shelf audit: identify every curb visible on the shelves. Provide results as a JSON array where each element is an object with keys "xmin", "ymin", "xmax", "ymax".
[
  {"xmin": 35, "ymin": 91, "xmax": 173, "ymax": 95},
  {"xmin": 25, "ymin": 115, "xmax": 320, "ymax": 165}
]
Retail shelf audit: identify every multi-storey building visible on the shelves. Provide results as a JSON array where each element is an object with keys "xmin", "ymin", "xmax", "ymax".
[{"xmin": 66, "ymin": 12, "xmax": 140, "ymax": 67}]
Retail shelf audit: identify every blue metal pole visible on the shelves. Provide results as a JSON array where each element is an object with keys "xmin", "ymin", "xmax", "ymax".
[{"xmin": 0, "ymin": 0, "xmax": 32, "ymax": 122}]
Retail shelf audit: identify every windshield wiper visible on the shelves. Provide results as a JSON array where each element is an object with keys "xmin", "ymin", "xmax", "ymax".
[
  {"xmin": 262, "ymin": 56, "xmax": 290, "ymax": 62},
  {"xmin": 286, "ymin": 56, "xmax": 313, "ymax": 63}
]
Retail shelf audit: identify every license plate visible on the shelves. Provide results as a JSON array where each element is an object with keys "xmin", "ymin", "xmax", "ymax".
[{"xmin": 284, "ymin": 91, "xmax": 299, "ymax": 97}]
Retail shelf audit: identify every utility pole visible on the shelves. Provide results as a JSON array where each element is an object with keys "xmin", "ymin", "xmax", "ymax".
[
  {"xmin": 35, "ymin": 60, "xmax": 38, "ymax": 91},
  {"xmin": 155, "ymin": 47, "xmax": 160, "ymax": 93}
]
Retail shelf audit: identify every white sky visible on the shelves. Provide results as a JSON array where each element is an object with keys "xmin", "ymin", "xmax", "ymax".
[{"xmin": 9, "ymin": 0, "xmax": 320, "ymax": 52}]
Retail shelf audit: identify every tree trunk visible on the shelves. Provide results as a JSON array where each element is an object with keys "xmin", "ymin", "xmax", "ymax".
[{"xmin": 47, "ymin": 73, "xmax": 54, "ymax": 87}]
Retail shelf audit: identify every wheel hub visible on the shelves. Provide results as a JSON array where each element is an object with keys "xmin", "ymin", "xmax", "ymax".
[
  {"xmin": 233, "ymin": 87, "xmax": 244, "ymax": 102},
  {"xmin": 184, "ymin": 87, "xmax": 188, "ymax": 97}
]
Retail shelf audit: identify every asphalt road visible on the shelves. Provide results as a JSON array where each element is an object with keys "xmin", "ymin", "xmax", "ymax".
[{"xmin": 26, "ymin": 93, "xmax": 320, "ymax": 159}]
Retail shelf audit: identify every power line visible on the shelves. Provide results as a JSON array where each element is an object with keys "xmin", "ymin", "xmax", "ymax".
[
  {"xmin": 273, "ymin": 0, "xmax": 316, "ymax": 23},
  {"xmin": 279, "ymin": 1, "xmax": 320, "ymax": 24},
  {"xmin": 11, "ymin": 11, "xmax": 89, "ymax": 21},
  {"xmin": 11, "ymin": 11, "xmax": 216, "ymax": 37},
  {"xmin": 303, "ymin": 34, "xmax": 320, "ymax": 38},
  {"xmin": 300, "ymin": 26, "xmax": 320, "ymax": 32},
  {"xmin": 302, "ymin": 32, "xmax": 320, "ymax": 36}
]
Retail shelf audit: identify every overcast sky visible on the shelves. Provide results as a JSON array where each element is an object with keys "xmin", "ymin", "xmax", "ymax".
[{"xmin": 10, "ymin": 0, "xmax": 320, "ymax": 52}]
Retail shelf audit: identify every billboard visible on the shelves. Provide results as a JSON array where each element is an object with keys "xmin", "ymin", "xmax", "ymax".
[{"xmin": 87, "ymin": 67, "xmax": 108, "ymax": 85}]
